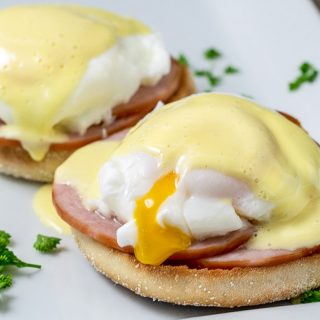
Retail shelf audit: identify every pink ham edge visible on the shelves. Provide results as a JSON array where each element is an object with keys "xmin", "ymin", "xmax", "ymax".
[
  {"xmin": 53, "ymin": 183, "xmax": 320, "ymax": 267},
  {"xmin": 169, "ymin": 227, "xmax": 255, "ymax": 260},
  {"xmin": 53, "ymin": 183, "xmax": 132, "ymax": 253},
  {"xmin": 53, "ymin": 184, "xmax": 256, "ymax": 261},
  {"xmin": 189, "ymin": 246, "xmax": 320, "ymax": 269}
]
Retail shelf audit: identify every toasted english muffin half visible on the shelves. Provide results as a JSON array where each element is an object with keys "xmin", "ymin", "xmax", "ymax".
[{"xmin": 73, "ymin": 229, "xmax": 320, "ymax": 307}]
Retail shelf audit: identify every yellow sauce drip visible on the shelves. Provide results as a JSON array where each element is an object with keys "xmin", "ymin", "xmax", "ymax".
[
  {"xmin": 0, "ymin": 5, "xmax": 149, "ymax": 160},
  {"xmin": 55, "ymin": 140, "xmax": 119, "ymax": 200},
  {"xmin": 33, "ymin": 184, "xmax": 70, "ymax": 234},
  {"xmin": 134, "ymin": 172, "xmax": 190, "ymax": 265}
]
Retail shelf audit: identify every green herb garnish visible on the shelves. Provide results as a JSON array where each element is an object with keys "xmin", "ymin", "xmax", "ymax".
[
  {"xmin": 204, "ymin": 48, "xmax": 221, "ymax": 60},
  {"xmin": 292, "ymin": 288, "xmax": 320, "ymax": 304},
  {"xmin": 194, "ymin": 70, "xmax": 221, "ymax": 87},
  {"xmin": 0, "ymin": 247, "xmax": 41, "ymax": 269},
  {"xmin": 33, "ymin": 234, "xmax": 61, "ymax": 253},
  {"xmin": 0, "ymin": 274, "xmax": 12, "ymax": 290},
  {"xmin": 289, "ymin": 62, "xmax": 318, "ymax": 91},
  {"xmin": 0, "ymin": 230, "xmax": 41, "ymax": 296},
  {"xmin": 0, "ymin": 230, "xmax": 11, "ymax": 248},
  {"xmin": 224, "ymin": 65, "xmax": 239, "ymax": 74},
  {"xmin": 179, "ymin": 47, "xmax": 240, "ymax": 91},
  {"xmin": 177, "ymin": 53, "xmax": 189, "ymax": 66}
]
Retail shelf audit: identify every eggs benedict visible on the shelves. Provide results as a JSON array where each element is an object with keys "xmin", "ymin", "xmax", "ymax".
[
  {"xmin": 53, "ymin": 93, "xmax": 320, "ymax": 307},
  {"xmin": 0, "ymin": 4, "xmax": 194, "ymax": 182}
]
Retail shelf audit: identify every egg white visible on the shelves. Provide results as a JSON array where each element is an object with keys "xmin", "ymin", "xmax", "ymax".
[{"xmin": 93, "ymin": 152, "xmax": 274, "ymax": 248}]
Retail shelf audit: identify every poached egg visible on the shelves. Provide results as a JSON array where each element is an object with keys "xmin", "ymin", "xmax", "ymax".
[
  {"xmin": 55, "ymin": 93, "xmax": 320, "ymax": 265},
  {"xmin": 0, "ymin": 4, "xmax": 170, "ymax": 160}
]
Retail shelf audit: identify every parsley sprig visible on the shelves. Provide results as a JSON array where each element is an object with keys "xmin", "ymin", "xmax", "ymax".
[
  {"xmin": 0, "ymin": 247, "xmax": 41, "ymax": 269},
  {"xmin": 0, "ymin": 230, "xmax": 11, "ymax": 248},
  {"xmin": 194, "ymin": 70, "xmax": 221, "ymax": 87},
  {"xmin": 224, "ymin": 65, "xmax": 239, "ymax": 74},
  {"xmin": 204, "ymin": 48, "xmax": 221, "ymax": 60},
  {"xmin": 0, "ymin": 274, "xmax": 12, "ymax": 290},
  {"xmin": 0, "ymin": 230, "xmax": 41, "ymax": 293},
  {"xmin": 33, "ymin": 234, "xmax": 61, "ymax": 253},
  {"xmin": 292, "ymin": 288, "xmax": 320, "ymax": 304},
  {"xmin": 289, "ymin": 62, "xmax": 318, "ymax": 91},
  {"xmin": 177, "ymin": 54, "xmax": 189, "ymax": 66}
]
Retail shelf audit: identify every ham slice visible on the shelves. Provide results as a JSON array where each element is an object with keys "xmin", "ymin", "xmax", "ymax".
[
  {"xmin": 190, "ymin": 246, "xmax": 320, "ymax": 269},
  {"xmin": 279, "ymin": 111, "xmax": 301, "ymax": 127},
  {"xmin": 53, "ymin": 184, "xmax": 132, "ymax": 253},
  {"xmin": 53, "ymin": 183, "xmax": 320, "ymax": 267},
  {"xmin": 112, "ymin": 59, "xmax": 181, "ymax": 118},
  {"xmin": 53, "ymin": 183, "xmax": 254, "ymax": 260},
  {"xmin": 169, "ymin": 227, "xmax": 255, "ymax": 260}
]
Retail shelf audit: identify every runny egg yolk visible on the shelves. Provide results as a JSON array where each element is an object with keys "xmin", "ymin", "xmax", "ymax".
[{"xmin": 134, "ymin": 172, "xmax": 191, "ymax": 265}]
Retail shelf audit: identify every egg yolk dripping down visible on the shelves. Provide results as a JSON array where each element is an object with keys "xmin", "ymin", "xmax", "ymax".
[
  {"xmin": 0, "ymin": 5, "xmax": 150, "ymax": 160},
  {"xmin": 134, "ymin": 172, "xmax": 190, "ymax": 265}
]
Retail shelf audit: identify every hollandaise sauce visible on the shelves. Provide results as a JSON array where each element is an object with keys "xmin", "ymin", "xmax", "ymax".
[
  {"xmin": 55, "ymin": 140, "xmax": 120, "ymax": 200},
  {"xmin": 34, "ymin": 140, "xmax": 120, "ymax": 233},
  {"xmin": 0, "ymin": 5, "xmax": 149, "ymax": 160},
  {"xmin": 33, "ymin": 184, "xmax": 71, "ymax": 234}
]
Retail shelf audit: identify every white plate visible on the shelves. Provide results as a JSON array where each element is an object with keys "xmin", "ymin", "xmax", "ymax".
[{"xmin": 1, "ymin": 0, "xmax": 320, "ymax": 319}]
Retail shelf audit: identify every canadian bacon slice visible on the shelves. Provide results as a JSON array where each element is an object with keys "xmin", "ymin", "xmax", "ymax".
[
  {"xmin": 190, "ymin": 246, "xmax": 320, "ymax": 269},
  {"xmin": 112, "ymin": 59, "xmax": 181, "ymax": 118},
  {"xmin": 169, "ymin": 227, "xmax": 255, "ymax": 260},
  {"xmin": 53, "ymin": 183, "xmax": 254, "ymax": 260},
  {"xmin": 53, "ymin": 183, "xmax": 320, "ymax": 267},
  {"xmin": 53, "ymin": 184, "xmax": 132, "ymax": 253}
]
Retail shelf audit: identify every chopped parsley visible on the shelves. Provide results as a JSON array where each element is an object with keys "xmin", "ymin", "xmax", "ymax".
[
  {"xmin": 204, "ymin": 48, "xmax": 221, "ymax": 60},
  {"xmin": 224, "ymin": 65, "xmax": 240, "ymax": 74},
  {"xmin": 0, "ymin": 273, "xmax": 12, "ymax": 291},
  {"xmin": 177, "ymin": 53, "xmax": 189, "ymax": 66},
  {"xmin": 0, "ymin": 230, "xmax": 11, "ymax": 248},
  {"xmin": 33, "ymin": 234, "xmax": 61, "ymax": 253},
  {"xmin": 292, "ymin": 288, "xmax": 320, "ymax": 304},
  {"xmin": 194, "ymin": 70, "xmax": 221, "ymax": 87},
  {"xmin": 289, "ymin": 62, "xmax": 318, "ymax": 91},
  {"xmin": 178, "ymin": 47, "xmax": 240, "ymax": 91}
]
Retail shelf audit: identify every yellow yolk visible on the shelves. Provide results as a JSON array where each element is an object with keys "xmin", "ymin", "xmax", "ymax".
[
  {"xmin": 134, "ymin": 172, "xmax": 190, "ymax": 265},
  {"xmin": 0, "ymin": 5, "xmax": 149, "ymax": 160}
]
